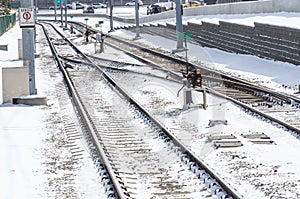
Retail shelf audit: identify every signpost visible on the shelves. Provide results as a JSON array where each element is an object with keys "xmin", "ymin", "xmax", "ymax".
[
  {"xmin": 84, "ymin": 18, "xmax": 90, "ymax": 42},
  {"xmin": 19, "ymin": 7, "xmax": 35, "ymax": 28},
  {"xmin": 109, "ymin": 0, "xmax": 113, "ymax": 31},
  {"xmin": 175, "ymin": 0, "xmax": 184, "ymax": 51},
  {"xmin": 70, "ymin": 16, "xmax": 74, "ymax": 33},
  {"xmin": 19, "ymin": 3, "xmax": 36, "ymax": 95},
  {"xmin": 64, "ymin": 0, "xmax": 68, "ymax": 28},
  {"xmin": 96, "ymin": 20, "xmax": 104, "ymax": 32},
  {"xmin": 84, "ymin": 18, "xmax": 89, "ymax": 27},
  {"xmin": 134, "ymin": 0, "xmax": 140, "ymax": 40}
]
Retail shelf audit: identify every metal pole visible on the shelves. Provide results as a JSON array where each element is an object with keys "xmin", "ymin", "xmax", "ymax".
[
  {"xmin": 60, "ymin": 0, "xmax": 63, "ymax": 26},
  {"xmin": 185, "ymin": 37, "xmax": 188, "ymax": 62},
  {"xmin": 109, "ymin": 0, "xmax": 113, "ymax": 31},
  {"xmin": 21, "ymin": 0, "xmax": 36, "ymax": 94},
  {"xmin": 182, "ymin": 79, "xmax": 193, "ymax": 110},
  {"xmin": 54, "ymin": 0, "xmax": 57, "ymax": 22},
  {"xmin": 203, "ymin": 87, "xmax": 207, "ymax": 110},
  {"xmin": 134, "ymin": 0, "xmax": 140, "ymax": 39},
  {"xmin": 64, "ymin": 0, "xmax": 68, "ymax": 28},
  {"xmin": 175, "ymin": 0, "xmax": 184, "ymax": 50}
]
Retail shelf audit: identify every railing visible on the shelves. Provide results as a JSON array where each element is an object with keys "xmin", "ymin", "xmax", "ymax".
[
  {"xmin": 217, "ymin": 0, "xmax": 241, "ymax": 3},
  {"xmin": 0, "ymin": 13, "xmax": 17, "ymax": 36},
  {"xmin": 10, "ymin": 1, "xmax": 21, "ymax": 9}
]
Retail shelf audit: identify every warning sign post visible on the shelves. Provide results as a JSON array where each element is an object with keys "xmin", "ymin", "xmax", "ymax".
[{"xmin": 19, "ymin": 7, "xmax": 35, "ymax": 28}]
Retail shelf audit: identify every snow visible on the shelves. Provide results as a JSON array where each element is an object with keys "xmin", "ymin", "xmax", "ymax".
[
  {"xmin": 0, "ymin": 104, "xmax": 44, "ymax": 199},
  {"xmin": 1, "ymin": 6, "xmax": 300, "ymax": 199},
  {"xmin": 109, "ymin": 64, "xmax": 300, "ymax": 198},
  {"xmin": 1, "ymin": 20, "xmax": 106, "ymax": 199}
]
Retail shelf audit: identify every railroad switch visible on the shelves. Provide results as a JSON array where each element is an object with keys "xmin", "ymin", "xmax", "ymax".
[
  {"xmin": 194, "ymin": 87, "xmax": 207, "ymax": 109},
  {"xmin": 178, "ymin": 78, "xmax": 207, "ymax": 110},
  {"xmin": 208, "ymin": 134, "xmax": 243, "ymax": 149},
  {"xmin": 208, "ymin": 120, "xmax": 228, "ymax": 127},
  {"xmin": 94, "ymin": 33, "xmax": 105, "ymax": 53},
  {"xmin": 241, "ymin": 132, "xmax": 275, "ymax": 145}
]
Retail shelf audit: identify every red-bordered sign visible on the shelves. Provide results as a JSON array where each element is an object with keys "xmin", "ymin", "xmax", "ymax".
[
  {"xmin": 19, "ymin": 8, "xmax": 35, "ymax": 28},
  {"xmin": 22, "ymin": 11, "xmax": 32, "ymax": 21}
]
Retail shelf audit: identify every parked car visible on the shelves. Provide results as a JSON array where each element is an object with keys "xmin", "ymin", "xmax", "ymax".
[
  {"xmin": 49, "ymin": 4, "xmax": 63, "ymax": 9},
  {"xmin": 125, "ymin": 0, "xmax": 143, "ymax": 6},
  {"xmin": 183, "ymin": 0, "xmax": 203, "ymax": 7},
  {"xmin": 72, "ymin": 2, "xmax": 86, "ymax": 9},
  {"xmin": 49, "ymin": 5, "xmax": 56, "ymax": 10},
  {"xmin": 92, "ymin": 2, "xmax": 107, "ymax": 8},
  {"xmin": 204, "ymin": 0, "xmax": 216, "ymax": 4},
  {"xmin": 83, "ymin": 6, "xmax": 94, "ymax": 13},
  {"xmin": 147, "ymin": 4, "xmax": 161, "ymax": 15}
]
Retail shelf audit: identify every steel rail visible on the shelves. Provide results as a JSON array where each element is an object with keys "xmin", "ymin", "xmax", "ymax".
[
  {"xmin": 105, "ymin": 34, "xmax": 293, "ymax": 104},
  {"xmin": 38, "ymin": 22, "xmax": 128, "ymax": 199},
  {"xmin": 67, "ymin": 20, "xmax": 300, "ymax": 138},
  {"xmin": 69, "ymin": 21, "xmax": 300, "ymax": 137},
  {"xmin": 209, "ymin": 89, "xmax": 300, "ymax": 135},
  {"xmin": 96, "ymin": 32, "xmax": 300, "ymax": 136},
  {"xmin": 41, "ymin": 21, "xmax": 244, "ymax": 199},
  {"xmin": 61, "ymin": 56, "xmax": 182, "ymax": 83},
  {"xmin": 39, "ymin": 20, "xmax": 300, "ymax": 105},
  {"xmin": 97, "ymin": 34, "xmax": 288, "ymax": 104}
]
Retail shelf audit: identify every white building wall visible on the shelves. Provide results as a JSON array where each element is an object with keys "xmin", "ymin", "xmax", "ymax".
[{"xmin": 0, "ymin": 67, "xmax": 2, "ymax": 104}]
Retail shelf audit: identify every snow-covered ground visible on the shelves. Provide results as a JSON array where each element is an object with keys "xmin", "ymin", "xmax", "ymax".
[{"xmin": 1, "ymin": 7, "xmax": 300, "ymax": 199}]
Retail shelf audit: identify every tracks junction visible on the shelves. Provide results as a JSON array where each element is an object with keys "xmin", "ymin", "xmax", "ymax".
[{"xmin": 34, "ymin": 18, "xmax": 300, "ymax": 199}]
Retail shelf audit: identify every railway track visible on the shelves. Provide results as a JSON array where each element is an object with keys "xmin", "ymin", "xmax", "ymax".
[
  {"xmin": 68, "ymin": 21, "xmax": 300, "ymax": 136},
  {"xmin": 38, "ymin": 21, "xmax": 242, "ymax": 198}
]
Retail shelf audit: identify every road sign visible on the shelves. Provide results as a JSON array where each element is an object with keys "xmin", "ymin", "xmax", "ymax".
[
  {"xmin": 186, "ymin": 32, "xmax": 192, "ymax": 40},
  {"xmin": 56, "ymin": 0, "xmax": 65, "ymax": 4},
  {"xmin": 19, "ymin": 7, "xmax": 35, "ymax": 28},
  {"xmin": 179, "ymin": 32, "xmax": 192, "ymax": 40}
]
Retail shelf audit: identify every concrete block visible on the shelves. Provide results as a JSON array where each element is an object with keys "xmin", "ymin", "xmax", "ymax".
[
  {"xmin": 12, "ymin": 96, "xmax": 47, "ymax": 106},
  {"xmin": 0, "ymin": 66, "xmax": 30, "ymax": 104},
  {"xmin": 0, "ymin": 45, "xmax": 8, "ymax": 51}
]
